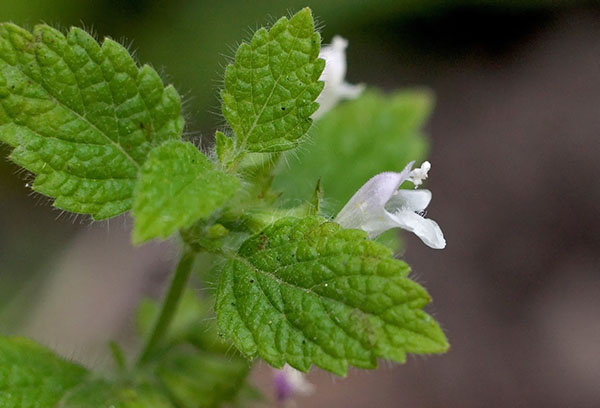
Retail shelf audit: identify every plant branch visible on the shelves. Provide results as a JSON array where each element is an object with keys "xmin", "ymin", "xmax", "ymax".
[{"xmin": 136, "ymin": 248, "xmax": 195, "ymax": 365}]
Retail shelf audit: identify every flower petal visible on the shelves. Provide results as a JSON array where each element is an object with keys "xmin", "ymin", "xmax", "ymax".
[
  {"xmin": 319, "ymin": 36, "xmax": 348, "ymax": 89},
  {"xmin": 351, "ymin": 209, "xmax": 398, "ymax": 239},
  {"xmin": 337, "ymin": 81, "xmax": 365, "ymax": 99},
  {"xmin": 389, "ymin": 210, "xmax": 446, "ymax": 249},
  {"xmin": 386, "ymin": 189, "xmax": 432, "ymax": 212},
  {"xmin": 314, "ymin": 36, "xmax": 364, "ymax": 119}
]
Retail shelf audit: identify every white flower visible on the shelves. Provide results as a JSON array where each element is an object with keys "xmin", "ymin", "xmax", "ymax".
[
  {"xmin": 336, "ymin": 161, "xmax": 446, "ymax": 249},
  {"xmin": 273, "ymin": 365, "xmax": 314, "ymax": 403},
  {"xmin": 314, "ymin": 35, "xmax": 365, "ymax": 119}
]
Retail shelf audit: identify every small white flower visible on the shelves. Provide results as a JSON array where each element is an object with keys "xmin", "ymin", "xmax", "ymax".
[
  {"xmin": 314, "ymin": 36, "xmax": 364, "ymax": 119},
  {"xmin": 336, "ymin": 161, "xmax": 446, "ymax": 249},
  {"xmin": 273, "ymin": 365, "xmax": 314, "ymax": 403}
]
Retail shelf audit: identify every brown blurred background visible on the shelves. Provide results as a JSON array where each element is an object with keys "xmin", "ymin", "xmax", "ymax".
[{"xmin": 1, "ymin": 0, "xmax": 599, "ymax": 407}]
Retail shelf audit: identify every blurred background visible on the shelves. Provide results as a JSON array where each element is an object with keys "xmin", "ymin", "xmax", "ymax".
[{"xmin": 1, "ymin": 0, "xmax": 599, "ymax": 407}]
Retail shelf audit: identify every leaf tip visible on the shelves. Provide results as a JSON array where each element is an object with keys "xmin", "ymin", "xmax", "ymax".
[{"xmin": 291, "ymin": 7, "xmax": 315, "ymax": 28}]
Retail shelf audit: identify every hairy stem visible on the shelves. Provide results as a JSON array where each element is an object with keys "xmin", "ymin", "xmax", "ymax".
[{"xmin": 137, "ymin": 248, "xmax": 195, "ymax": 365}]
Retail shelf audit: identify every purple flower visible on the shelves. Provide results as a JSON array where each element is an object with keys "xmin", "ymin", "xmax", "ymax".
[{"xmin": 273, "ymin": 365, "xmax": 314, "ymax": 403}]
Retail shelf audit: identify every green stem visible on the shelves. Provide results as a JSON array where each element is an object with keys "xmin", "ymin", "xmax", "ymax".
[
  {"xmin": 109, "ymin": 341, "xmax": 127, "ymax": 372},
  {"xmin": 136, "ymin": 248, "xmax": 195, "ymax": 366}
]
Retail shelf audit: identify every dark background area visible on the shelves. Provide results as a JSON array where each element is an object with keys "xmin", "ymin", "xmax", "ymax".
[{"xmin": 1, "ymin": 0, "xmax": 599, "ymax": 407}]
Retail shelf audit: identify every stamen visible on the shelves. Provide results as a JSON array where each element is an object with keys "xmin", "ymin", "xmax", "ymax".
[{"xmin": 409, "ymin": 161, "xmax": 431, "ymax": 187}]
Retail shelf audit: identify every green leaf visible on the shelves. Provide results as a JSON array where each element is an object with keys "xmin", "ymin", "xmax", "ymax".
[
  {"xmin": 137, "ymin": 291, "xmax": 251, "ymax": 408},
  {"xmin": 156, "ymin": 349, "xmax": 249, "ymax": 408},
  {"xmin": 221, "ymin": 8, "xmax": 324, "ymax": 153},
  {"xmin": 132, "ymin": 140, "xmax": 239, "ymax": 244},
  {"xmin": 215, "ymin": 217, "xmax": 448, "ymax": 376},
  {"xmin": 0, "ymin": 336, "xmax": 179, "ymax": 407},
  {"xmin": 0, "ymin": 336, "xmax": 88, "ymax": 407},
  {"xmin": 59, "ymin": 381, "xmax": 174, "ymax": 408},
  {"xmin": 0, "ymin": 24, "xmax": 184, "ymax": 219},
  {"xmin": 375, "ymin": 230, "xmax": 403, "ymax": 254},
  {"xmin": 215, "ymin": 130, "xmax": 235, "ymax": 167},
  {"xmin": 274, "ymin": 89, "xmax": 432, "ymax": 214}
]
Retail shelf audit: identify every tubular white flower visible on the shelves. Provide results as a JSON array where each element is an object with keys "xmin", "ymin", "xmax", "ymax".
[
  {"xmin": 273, "ymin": 365, "xmax": 314, "ymax": 403},
  {"xmin": 336, "ymin": 161, "xmax": 446, "ymax": 249},
  {"xmin": 314, "ymin": 35, "xmax": 364, "ymax": 119}
]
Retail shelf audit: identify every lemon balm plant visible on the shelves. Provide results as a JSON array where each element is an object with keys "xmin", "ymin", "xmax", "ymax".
[{"xmin": 0, "ymin": 8, "xmax": 448, "ymax": 407}]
